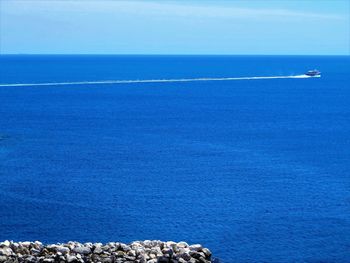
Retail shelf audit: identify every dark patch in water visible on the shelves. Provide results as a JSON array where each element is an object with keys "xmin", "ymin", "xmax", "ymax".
[{"xmin": 0, "ymin": 134, "xmax": 9, "ymax": 141}]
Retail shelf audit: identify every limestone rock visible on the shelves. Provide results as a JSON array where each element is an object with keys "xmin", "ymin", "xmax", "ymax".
[
  {"xmin": 189, "ymin": 244, "xmax": 203, "ymax": 251},
  {"xmin": 0, "ymin": 247, "xmax": 14, "ymax": 256},
  {"xmin": 0, "ymin": 240, "xmax": 212, "ymax": 263},
  {"xmin": 66, "ymin": 254, "xmax": 77, "ymax": 263},
  {"xmin": 72, "ymin": 246, "xmax": 91, "ymax": 255}
]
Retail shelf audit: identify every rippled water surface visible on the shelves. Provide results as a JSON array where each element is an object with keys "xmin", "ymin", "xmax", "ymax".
[{"xmin": 0, "ymin": 55, "xmax": 350, "ymax": 262}]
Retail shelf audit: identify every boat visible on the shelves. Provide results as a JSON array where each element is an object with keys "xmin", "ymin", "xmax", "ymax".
[{"xmin": 305, "ymin": 69, "xmax": 321, "ymax": 77}]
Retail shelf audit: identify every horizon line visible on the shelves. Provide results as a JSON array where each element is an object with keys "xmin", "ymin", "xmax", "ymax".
[{"xmin": 0, "ymin": 53, "xmax": 349, "ymax": 56}]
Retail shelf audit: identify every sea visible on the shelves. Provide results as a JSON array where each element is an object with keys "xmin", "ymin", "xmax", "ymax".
[{"xmin": 0, "ymin": 55, "xmax": 349, "ymax": 262}]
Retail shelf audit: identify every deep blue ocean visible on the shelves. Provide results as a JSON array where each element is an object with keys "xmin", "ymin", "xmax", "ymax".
[{"xmin": 0, "ymin": 55, "xmax": 349, "ymax": 262}]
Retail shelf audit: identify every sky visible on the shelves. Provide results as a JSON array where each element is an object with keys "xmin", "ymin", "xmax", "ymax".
[{"xmin": 0, "ymin": 0, "xmax": 349, "ymax": 55}]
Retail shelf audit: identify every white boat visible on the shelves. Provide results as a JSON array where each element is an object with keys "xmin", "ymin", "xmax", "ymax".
[{"xmin": 305, "ymin": 69, "xmax": 321, "ymax": 77}]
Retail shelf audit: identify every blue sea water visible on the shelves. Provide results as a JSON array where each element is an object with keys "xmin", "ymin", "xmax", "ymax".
[{"xmin": 0, "ymin": 55, "xmax": 349, "ymax": 262}]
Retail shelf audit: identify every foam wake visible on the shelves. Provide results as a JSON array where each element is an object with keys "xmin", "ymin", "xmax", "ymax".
[{"xmin": 0, "ymin": 75, "xmax": 313, "ymax": 87}]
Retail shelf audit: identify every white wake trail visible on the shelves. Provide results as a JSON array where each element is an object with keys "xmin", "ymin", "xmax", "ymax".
[{"xmin": 0, "ymin": 75, "xmax": 313, "ymax": 87}]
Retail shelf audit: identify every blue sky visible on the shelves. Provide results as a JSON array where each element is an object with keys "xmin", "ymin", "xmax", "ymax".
[{"xmin": 0, "ymin": 0, "xmax": 349, "ymax": 55}]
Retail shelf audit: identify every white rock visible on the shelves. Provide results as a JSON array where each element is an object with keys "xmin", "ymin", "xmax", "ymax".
[
  {"xmin": 177, "ymin": 241, "xmax": 189, "ymax": 248},
  {"xmin": 143, "ymin": 240, "xmax": 152, "ymax": 247},
  {"xmin": 120, "ymin": 243, "xmax": 131, "ymax": 252},
  {"xmin": 135, "ymin": 247, "xmax": 145, "ymax": 256},
  {"xmin": 43, "ymin": 259, "xmax": 55, "ymax": 262},
  {"xmin": 0, "ymin": 247, "xmax": 14, "ymax": 256},
  {"xmin": 107, "ymin": 242, "xmax": 116, "ymax": 247},
  {"xmin": 20, "ymin": 241, "xmax": 31, "ymax": 247},
  {"xmin": 67, "ymin": 242, "xmax": 76, "ymax": 250},
  {"xmin": 93, "ymin": 246, "xmax": 103, "ymax": 254},
  {"xmin": 150, "ymin": 247, "xmax": 162, "ymax": 255},
  {"xmin": 0, "ymin": 256, "xmax": 8, "ymax": 262},
  {"xmin": 165, "ymin": 241, "xmax": 176, "ymax": 248},
  {"xmin": 56, "ymin": 246, "xmax": 70, "ymax": 254},
  {"xmin": 72, "ymin": 246, "xmax": 91, "ymax": 255},
  {"xmin": 66, "ymin": 255, "xmax": 77, "ymax": 263},
  {"xmin": 189, "ymin": 244, "xmax": 203, "ymax": 251},
  {"xmin": 30, "ymin": 248, "xmax": 41, "ymax": 255},
  {"xmin": 33, "ymin": 241, "xmax": 43, "ymax": 250},
  {"xmin": 202, "ymin": 247, "xmax": 211, "ymax": 257},
  {"xmin": 0, "ymin": 240, "xmax": 10, "ymax": 247},
  {"xmin": 12, "ymin": 243, "xmax": 19, "ymax": 249}
]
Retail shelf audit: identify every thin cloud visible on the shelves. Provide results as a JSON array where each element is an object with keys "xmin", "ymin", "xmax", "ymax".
[
  {"xmin": 120, "ymin": 1, "xmax": 345, "ymax": 21},
  {"xmin": 3, "ymin": 0, "xmax": 346, "ymax": 21}
]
